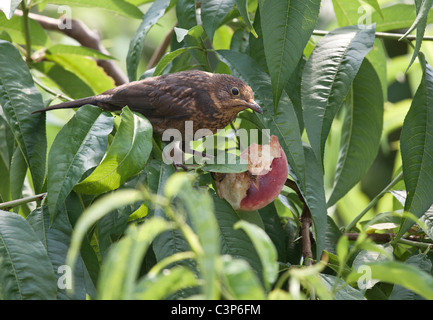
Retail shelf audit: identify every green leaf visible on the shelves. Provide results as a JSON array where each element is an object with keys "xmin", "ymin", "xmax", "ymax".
[
  {"xmin": 47, "ymin": 105, "xmax": 113, "ymax": 222},
  {"xmin": 97, "ymin": 216, "xmax": 173, "ymax": 299},
  {"xmin": 147, "ymin": 162, "xmax": 192, "ymax": 272},
  {"xmin": 0, "ymin": 113, "xmax": 14, "ymax": 170},
  {"xmin": 47, "ymin": 44, "xmax": 116, "ymax": 60},
  {"xmin": 74, "ymin": 107, "xmax": 152, "ymax": 194},
  {"xmin": 400, "ymin": 0, "xmax": 433, "ymax": 41},
  {"xmin": 366, "ymin": 39, "xmax": 388, "ymax": 102},
  {"xmin": 165, "ymin": 173, "xmax": 220, "ymax": 300},
  {"xmin": 201, "ymin": 151, "xmax": 248, "ymax": 173},
  {"xmin": 216, "ymin": 49, "xmax": 305, "ymax": 192},
  {"xmin": 96, "ymin": 204, "xmax": 134, "ymax": 260},
  {"xmin": 234, "ymin": 220, "xmax": 278, "ymax": 291},
  {"xmin": 259, "ymin": 203, "xmax": 289, "ymax": 263},
  {"xmin": 399, "ymin": 54, "xmax": 433, "ymax": 237},
  {"xmin": 375, "ymin": 4, "xmax": 433, "ymax": 32},
  {"xmin": 234, "ymin": 0, "xmax": 257, "ymax": 37},
  {"xmin": 45, "ymin": 53, "xmax": 115, "ymax": 94},
  {"xmin": 9, "ymin": 147, "xmax": 27, "ymax": 213},
  {"xmin": 32, "ymin": 61, "xmax": 94, "ymax": 100},
  {"xmin": 201, "ymin": 0, "xmax": 235, "ymax": 43},
  {"xmin": 403, "ymin": 0, "xmax": 433, "ymax": 71},
  {"xmin": 0, "ymin": 15, "xmax": 50, "ymax": 47},
  {"xmin": 133, "ymin": 265, "xmax": 197, "ymax": 300},
  {"xmin": 347, "ymin": 260, "xmax": 433, "ymax": 300},
  {"xmin": 0, "ymin": 40, "xmax": 47, "ymax": 193},
  {"xmin": 221, "ymin": 255, "xmax": 266, "ymax": 299},
  {"xmin": 420, "ymin": 203, "xmax": 433, "ymax": 240},
  {"xmin": 212, "ymin": 194, "xmax": 263, "ymax": 278},
  {"xmin": 320, "ymin": 274, "xmax": 365, "ymax": 300},
  {"xmin": 67, "ymin": 189, "xmax": 144, "ymax": 275},
  {"xmin": 27, "ymin": 205, "xmax": 89, "ymax": 299},
  {"xmin": 259, "ymin": 0, "xmax": 321, "ymax": 109},
  {"xmin": 0, "ymin": 0, "xmax": 22, "ymax": 19},
  {"xmin": 332, "ymin": 0, "xmax": 382, "ymax": 27},
  {"xmin": 126, "ymin": 0, "xmax": 172, "ymax": 81},
  {"xmin": 303, "ymin": 146, "xmax": 327, "ymax": 260},
  {"xmin": 362, "ymin": 0, "xmax": 383, "ymax": 18},
  {"xmin": 333, "ymin": 2, "xmax": 433, "ymax": 31},
  {"xmin": 153, "ymin": 46, "xmax": 199, "ymax": 76},
  {"xmin": 301, "ymin": 25, "xmax": 375, "ymax": 165},
  {"xmin": 47, "ymin": 0, "xmax": 143, "ymax": 19},
  {"xmin": 0, "ymin": 158, "xmax": 10, "ymax": 203},
  {"xmin": 327, "ymin": 59, "xmax": 383, "ymax": 207},
  {"xmin": 145, "ymin": 160, "xmax": 175, "ymax": 216},
  {"xmin": 0, "ymin": 210, "xmax": 57, "ymax": 300},
  {"xmin": 0, "ymin": 115, "xmax": 14, "ymax": 201},
  {"xmin": 176, "ymin": 0, "xmax": 197, "ymax": 29},
  {"xmin": 389, "ymin": 254, "xmax": 432, "ymax": 300}
]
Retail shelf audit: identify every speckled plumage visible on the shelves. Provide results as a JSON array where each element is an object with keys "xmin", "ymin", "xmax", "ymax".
[{"xmin": 33, "ymin": 70, "xmax": 262, "ymax": 139}]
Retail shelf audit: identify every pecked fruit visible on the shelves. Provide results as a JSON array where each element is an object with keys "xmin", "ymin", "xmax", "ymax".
[{"xmin": 215, "ymin": 135, "xmax": 289, "ymax": 211}]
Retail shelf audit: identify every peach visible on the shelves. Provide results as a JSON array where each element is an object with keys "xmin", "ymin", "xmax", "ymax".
[{"xmin": 215, "ymin": 135, "xmax": 288, "ymax": 211}]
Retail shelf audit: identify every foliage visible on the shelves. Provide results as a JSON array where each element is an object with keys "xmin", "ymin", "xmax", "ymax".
[{"xmin": 1, "ymin": 0, "xmax": 433, "ymax": 300}]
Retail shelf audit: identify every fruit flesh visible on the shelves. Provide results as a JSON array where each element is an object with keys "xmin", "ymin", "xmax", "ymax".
[{"xmin": 215, "ymin": 135, "xmax": 288, "ymax": 211}]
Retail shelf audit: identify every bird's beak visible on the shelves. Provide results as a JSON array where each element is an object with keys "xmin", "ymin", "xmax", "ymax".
[{"xmin": 247, "ymin": 100, "xmax": 263, "ymax": 114}]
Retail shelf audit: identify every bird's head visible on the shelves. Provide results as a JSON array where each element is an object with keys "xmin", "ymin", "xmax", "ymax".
[{"xmin": 211, "ymin": 74, "xmax": 263, "ymax": 115}]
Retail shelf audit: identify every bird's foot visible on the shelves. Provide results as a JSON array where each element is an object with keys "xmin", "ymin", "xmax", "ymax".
[{"xmin": 172, "ymin": 162, "xmax": 189, "ymax": 172}]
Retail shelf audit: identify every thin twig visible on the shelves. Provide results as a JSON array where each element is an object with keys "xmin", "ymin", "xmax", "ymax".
[
  {"xmin": 300, "ymin": 204, "xmax": 314, "ymax": 265},
  {"xmin": 33, "ymin": 77, "xmax": 73, "ymax": 101},
  {"xmin": 20, "ymin": 3, "xmax": 32, "ymax": 62},
  {"xmin": 345, "ymin": 232, "xmax": 433, "ymax": 249},
  {"xmin": 313, "ymin": 29, "xmax": 433, "ymax": 41},
  {"xmin": 147, "ymin": 27, "xmax": 175, "ymax": 70},
  {"xmin": 14, "ymin": 9, "xmax": 128, "ymax": 86},
  {"xmin": 0, "ymin": 193, "xmax": 46, "ymax": 211}
]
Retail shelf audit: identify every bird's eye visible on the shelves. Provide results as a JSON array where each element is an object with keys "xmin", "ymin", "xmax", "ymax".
[{"xmin": 231, "ymin": 87, "xmax": 239, "ymax": 95}]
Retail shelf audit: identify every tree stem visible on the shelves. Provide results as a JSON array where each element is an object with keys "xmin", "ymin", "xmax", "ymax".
[
  {"xmin": 345, "ymin": 232, "xmax": 433, "ymax": 249},
  {"xmin": 285, "ymin": 179, "xmax": 313, "ymax": 264},
  {"xmin": 21, "ymin": 2, "xmax": 32, "ymax": 62},
  {"xmin": 0, "ymin": 193, "xmax": 46, "ymax": 211},
  {"xmin": 313, "ymin": 29, "xmax": 433, "ymax": 41}
]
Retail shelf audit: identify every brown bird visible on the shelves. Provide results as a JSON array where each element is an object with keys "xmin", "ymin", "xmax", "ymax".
[{"xmin": 33, "ymin": 70, "xmax": 263, "ymax": 139}]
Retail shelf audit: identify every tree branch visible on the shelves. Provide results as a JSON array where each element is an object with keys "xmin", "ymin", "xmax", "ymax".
[
  {"xmin": 285, "ymin": 179, "xmax": 313, "ymax": 264},
  {"xmin": 15, "ymin": 9, "xmax": 128, "ymax": 86},
  {"xmin": 147, "ymin": 27, "xmax": 175, "ymax": 70},
  {"xmin": 313, "ymin": 29, "xmax": 433, "ymax": 41},
  {"xmin": 345, "ymin": 232, "xmax": 433, "ymax": 249},
  {"xmin": 0, "ymin": 193, "xmax": 46, "ymax": 211}
]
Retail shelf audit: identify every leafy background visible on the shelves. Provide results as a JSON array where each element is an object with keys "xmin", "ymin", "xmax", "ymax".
[{"xmin": 1, "ymin": 0, "xmax": 433, "ymax": 300}]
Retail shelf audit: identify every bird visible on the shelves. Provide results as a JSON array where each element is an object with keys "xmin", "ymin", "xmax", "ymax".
[{"xmin": 32, "ymin": 70, "xmax": 263, "ymax": 139}]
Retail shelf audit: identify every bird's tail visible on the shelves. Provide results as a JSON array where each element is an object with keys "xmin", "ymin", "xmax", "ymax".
[{"xmin": 31, "ymin": 96, "xmax": 105, "ymax": 114}]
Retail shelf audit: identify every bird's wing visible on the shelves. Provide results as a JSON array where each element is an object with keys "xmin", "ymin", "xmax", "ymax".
[{"xmin": 100, "ymin": 79, "xmax": 201, "ymax": 121}]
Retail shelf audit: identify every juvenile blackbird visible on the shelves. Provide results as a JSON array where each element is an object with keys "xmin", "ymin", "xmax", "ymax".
[{"xmin": 33, "ymin": 70, "xmax": 263, "ymax": 138}]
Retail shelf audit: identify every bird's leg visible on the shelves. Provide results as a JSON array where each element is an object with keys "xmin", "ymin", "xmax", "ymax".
[
  {"xmin": 210, "ymin": 172, "xmax": 226, "ymax": 182},
  {"xmin": 162, "ymin": 139, "xmax": 216, "ymax": 171},
  {"xmin": 162, "ymin": 140, "xmax": 188, "ymax": 171}
]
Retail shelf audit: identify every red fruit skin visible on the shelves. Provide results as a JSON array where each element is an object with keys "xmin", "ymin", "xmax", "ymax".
[{"xmin": 239, "ymin": 146, "xmax": 288, "ymax": 211}]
